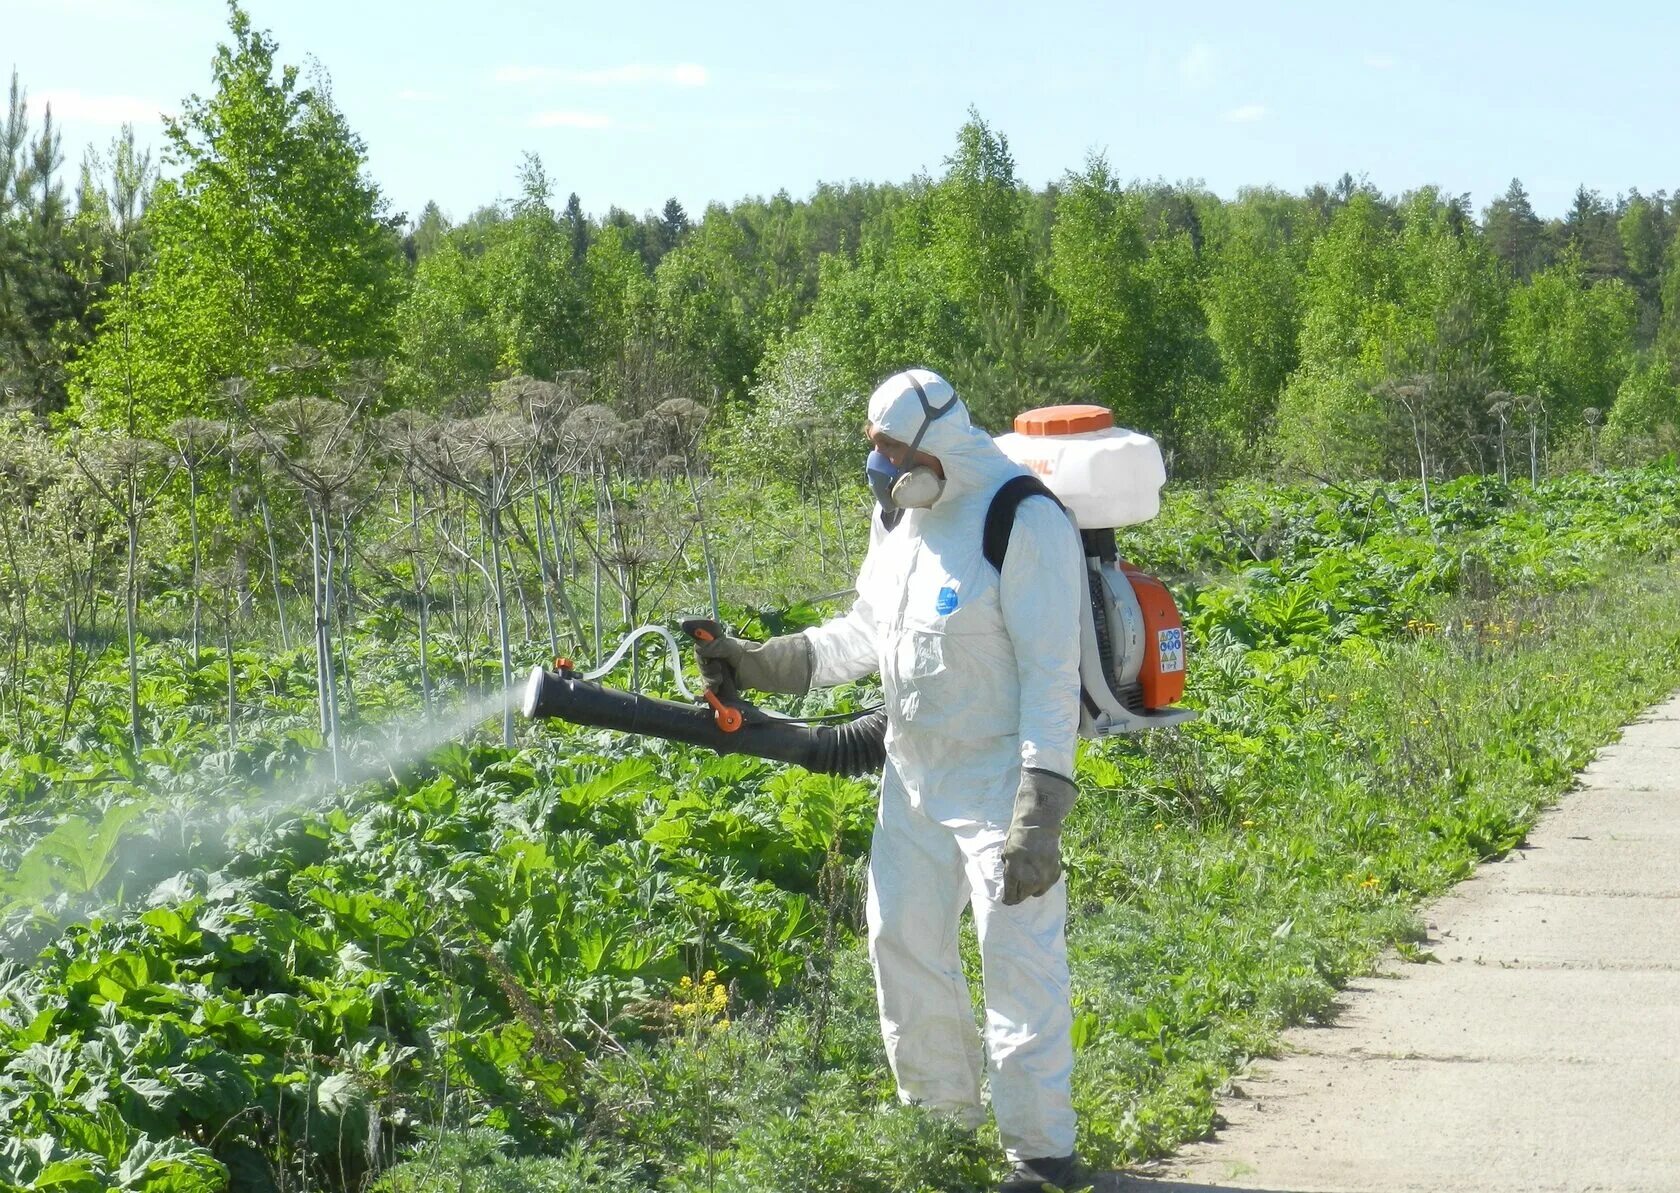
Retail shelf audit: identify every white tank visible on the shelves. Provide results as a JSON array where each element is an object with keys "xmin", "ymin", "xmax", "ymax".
[{"xmin": 993, "ymin": 405, "xmax": 1165, "ymax": 529}]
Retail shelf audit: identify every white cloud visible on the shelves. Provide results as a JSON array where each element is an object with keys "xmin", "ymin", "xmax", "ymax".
[
  {"xmin": 1224, "ymin": 103, "xmax": 1267, "ymax": 123},
  {"xmin": 527, "ymin": 110, "xmax": 613, "ymax": 130},
  {"xmin": 1179, "ymin": 43, "xmax": 1216, "ymax": 89},
  {"xmin": 35, "ymin": 89, "xmax": 170, "ymax": 125},
  {"xmin": 1365, "ymin": 54, "xmax": 1395, "ymax": 70},
  {"xmin": 495, "ymin": 63, "xmax": 708, "ymax": 88}
]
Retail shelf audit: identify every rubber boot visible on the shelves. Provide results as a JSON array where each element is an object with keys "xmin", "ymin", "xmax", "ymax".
[{"xmin": 998, "ymin": 1153, "xmax": 1087, "ymax": 1192}]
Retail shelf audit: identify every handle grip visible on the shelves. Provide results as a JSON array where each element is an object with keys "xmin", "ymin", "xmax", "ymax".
[{"xmin": 680, "ymin": 617, "xmax": 745, "ymax": 731}]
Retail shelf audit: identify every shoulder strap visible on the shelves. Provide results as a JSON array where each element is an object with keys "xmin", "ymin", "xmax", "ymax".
[{"xmin": 984, "ymin": 475, "xmax": 1063, "ymax": 571}]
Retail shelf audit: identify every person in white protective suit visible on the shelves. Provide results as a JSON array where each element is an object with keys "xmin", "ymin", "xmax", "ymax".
[{"xmin": 696, "ymin": 368, "xmax": 1087, "ymax": 1193}]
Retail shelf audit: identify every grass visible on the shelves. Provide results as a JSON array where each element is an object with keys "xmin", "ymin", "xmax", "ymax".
[
  {"xmin": 372, "ymin": 558, "xmax": 1680, "ymax": 1190},
  {"xmin": 7, "ymin": 469, "xmax": 1680, "ymax": 1191}
]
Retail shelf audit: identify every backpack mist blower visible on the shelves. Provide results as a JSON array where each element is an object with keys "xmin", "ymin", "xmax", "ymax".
[{"xmin": 519, "ymin": 404, "xmax": 1194, "ymax": 775}]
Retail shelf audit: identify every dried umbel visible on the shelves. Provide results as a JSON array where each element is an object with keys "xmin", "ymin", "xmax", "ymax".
[
  {"xmin": 263, "ymin": 346, "xmax": 328, "ymax": 376},
  {"xmin": 1384, "ymin": 382, "xmax": 1425, "ymax": 408},
  {"xmin": 294, "ymin": 447, "xmax": 360, "ymax": 488},
  {"xmin": 230, "ymin": 433, "xmax": 281, "ymax": 473},
  {"xmin": 418, "ymin": 411, "xmax": 531, "ymax": 483},
  {"xmin": 76, "ymin": 433, "xmax": 168, "ymax": 482},
  {"xmin": 460, "ymin": 410, "xmax": 530, "ymax": 458},
  {"xmin": 0, "ymin": 417, "xmax": 55, "ymax": 495},
  {"xmin": 198, "ymin": 561, "xmax": 240, "ymax": 593},
  {"xmin": 562, "ymin": 405, "xmax": 626, "ymax": 455},
  {"xmin": 261, "ymin": 396, "xmax": 352, "ymax": 446},
  {"xmin": 198, "ymin": 562, "xmax": 246, "ymax": 617},
  {"xmin": 644, "ymin": 397, "xmax": 709, "ymax": 460},
  {"xmin": 167, "ymin": 417, "xmax": 228, "ymax": 467},
  {"xmin": 653, "ymin": 397, "xmax": 708, "ymax": 434},
  {"xmin": 376, "ymin": 411, "xmax": 441, "ymax": 466},
  {"xmin": 603, "ymin": 535, "xmax": 662, "ymax": 570},
  {"xmin": 220, "ymin": 375, "xmax": 256, "ymax": 409},
  {"xmin": 494, "ymin": 374, "xmax": 583, "ymax": 430},
  {"xmin": 333, "ymin": 360, "xmax": 385, "ymax": 407}
]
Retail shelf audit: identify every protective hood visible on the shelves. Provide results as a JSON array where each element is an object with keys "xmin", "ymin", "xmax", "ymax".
[{"xmin": 866, "ymin": 369, "xmax": 1018, "ymax": 503}]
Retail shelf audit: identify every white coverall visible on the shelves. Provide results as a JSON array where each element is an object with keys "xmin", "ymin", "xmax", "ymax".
[{"xmin": 803, "ymin": 371, "xmax": 1086, "ymax": 1161}]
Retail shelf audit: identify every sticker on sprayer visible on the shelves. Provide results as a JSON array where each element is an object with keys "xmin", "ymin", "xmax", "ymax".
[
  {"xmin": 936, "ymin": 586, "xmax": 959, "ymax": 615},
  {"xmin": 1158, "ymin": 628, "xmax": 1185, "ymax": 673}
]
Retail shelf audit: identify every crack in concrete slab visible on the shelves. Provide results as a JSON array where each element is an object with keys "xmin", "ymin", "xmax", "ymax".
[{"xmin": 1498, "ymin": 887, "xmax": 1680, "ymax": 898}]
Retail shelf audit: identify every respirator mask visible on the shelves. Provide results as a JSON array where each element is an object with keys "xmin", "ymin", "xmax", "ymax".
[{"xmin": 866, "ymin": 374, "xmax": 957, "ymax": 513}]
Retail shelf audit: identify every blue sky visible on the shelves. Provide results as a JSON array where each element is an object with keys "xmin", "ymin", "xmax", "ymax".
[{"xmin": 11, "ymin": 0, "xmax": 1678, "ymax": 228}]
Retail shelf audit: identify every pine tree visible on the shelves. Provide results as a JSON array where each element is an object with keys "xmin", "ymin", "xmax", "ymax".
[
  {"xmin": 648, "ymin": 196, "xmax": 691, "ymax": 267},
  {"xmin": 0, "ymin": 71, "xmax": 81, "ymax": 408},
  {"xmin": 1482, "ymin": 178, "xmax": 1545, "ymax": 281},
  {"xmin": 407, "ymin": 200, "xmax": 449, "ymax": 261},
  {"xmin": 661, "ymin": 197, "xmax": 691, "ymax": 245},
  {"xmin": 1566, "ymin": 185, "xmax": 1627, "ymax": 284},
  {"xmin": 564, "ymin": 191, "xmax": 588, "ymax": 264}
]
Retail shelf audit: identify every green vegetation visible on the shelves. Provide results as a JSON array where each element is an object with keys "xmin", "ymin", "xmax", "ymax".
[
  {"xmin": 3, "ymin": 7, "xmax": 1680, "ymax": 1192},
  {"xmin": 2, "ymin": 468, "xmax": 1678, "ymax": 1191}
]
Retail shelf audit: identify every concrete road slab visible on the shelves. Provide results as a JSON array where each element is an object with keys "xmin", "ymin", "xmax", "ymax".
[
  {"xmin": 1289, "ymin": 967, "xmax": 1680, "ymax": 1064},
  {"xmin": 1575, "ymin": 748, "xmax": 1678, "ymax": 792},
  {"xmin": 1158, "ymin": 1056, "xmax": 1680, "ymax": 1192},
  {"xmin": 1613, "ymin": 721, "xmax": 1680, "ymax": 747},
  {"xmin": 1619, "ymin": 695, "xmax": 1680, "ymax": 726},
  {"xmin": 1427, "ymin": 888, "xmax": 1680, "ymax": 968},
  {"xmin": 1146, "ymin": 688, "xmax": 1680, "ymax": 1192},
  {"xmin": 1537, "ymin": 791, "xmax": 1680, "ymax": 837},
  {"xmin": 1475, "ymin": 840, "xmax": 1680, "ymax": 897}
]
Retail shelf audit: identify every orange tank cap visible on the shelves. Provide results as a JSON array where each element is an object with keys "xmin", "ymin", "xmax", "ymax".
[{"xmin": 1013, "ymin": 404, "xmax": 1114, "ymax": 436}]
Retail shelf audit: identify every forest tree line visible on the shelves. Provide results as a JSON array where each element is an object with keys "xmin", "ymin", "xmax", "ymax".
[{"xmin": 2, "ymin": 12, "xmax": 1678, "ymax": 487}]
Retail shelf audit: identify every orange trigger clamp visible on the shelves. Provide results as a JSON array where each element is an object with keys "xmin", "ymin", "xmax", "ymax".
[
  {"xmin": 703, "ymin": 688, "xmax": 744, "ymax": 733},
  {"xmin": 682, "ymin": 619, "xmax": 744, "ymax": 732}
]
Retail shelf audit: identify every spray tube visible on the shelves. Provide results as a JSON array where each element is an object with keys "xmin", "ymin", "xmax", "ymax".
[{"xmin": 519, "ymin": 664, "xmax": 887, "ymax": 777}]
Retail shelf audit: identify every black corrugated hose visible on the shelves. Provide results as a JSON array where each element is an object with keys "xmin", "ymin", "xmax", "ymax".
[{"xmin": 521, "ymin": 666, "xmax": 887, "ymax": 778}]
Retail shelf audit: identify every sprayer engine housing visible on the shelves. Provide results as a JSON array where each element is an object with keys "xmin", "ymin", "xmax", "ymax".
[
  {"xmin": 1072, "ymin": 530, "xmax": 1194, "ymax": 733},
  {"xmin": 996, "ymin": 405, "xmax": 1195, "ymax": 735}
]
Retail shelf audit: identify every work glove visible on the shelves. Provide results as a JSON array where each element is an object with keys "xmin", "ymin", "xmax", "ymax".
[
  {"xmin": 695, "ymin": 632, "xmax": 815, "ymax": 696},
  {"xmin": 1001, "ymin": 768, "xmax": 1078, "ymax": 906}
]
